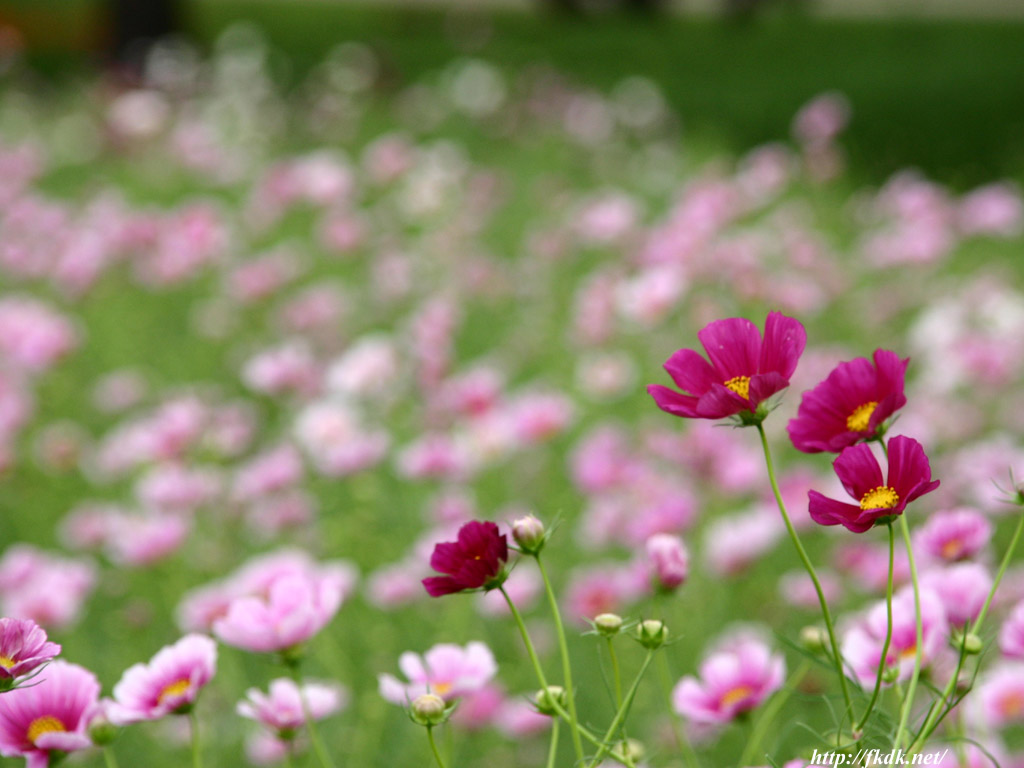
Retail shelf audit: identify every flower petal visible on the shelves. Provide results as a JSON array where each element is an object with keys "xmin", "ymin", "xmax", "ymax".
[
  {"xmin": 697, "ymin": 317, "xmax": 760, "ymax": 380},
  {"xmin": 833, "ymin": 443, "xmax": 884, "ymax": 501},
  {"xmin": 758, "ymin": 311, "xmax": 806, "ymax": 380}
]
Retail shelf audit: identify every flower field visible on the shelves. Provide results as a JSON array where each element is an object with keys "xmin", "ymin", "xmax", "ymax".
[{"xmin": 1, "ymin": 11, "xmax": 1024, "ymax": 768}]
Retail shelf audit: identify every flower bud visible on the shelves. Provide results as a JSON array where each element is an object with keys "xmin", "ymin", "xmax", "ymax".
[
  {"xmin": 89, "ymin": 717, "xmax": 119, "ymax": 746},
  {"xmin": 611, "ymin": 738, "xmax": 645, "ymax": 763},
  {"xmin": 636, "ymin": 619, "xmax": 668, "ymax": 649},
  {"xmin": 952, "ymin": 631, "xmax": 983, "ymax": 655},
  {"xmin": 882, "ymin": 665, "xmax": 900, "ymax": 684},
  {"xmin": 594, "ymin": 613, "xmax": 623, "ymax": 637},
  {"xmin": 410, "ymin": 693, "xmax": 448, "ymax": 726},
  {"xmin": 533, "ymin": 685, "xmax": 567, "ymax": 716},
  {"xmin": 512, "ymin": 515, "xmax": 546, "ymax": 554},
  {"xmin": 799, "ymin": 626, "xmax": 827, "ymax": 654}
]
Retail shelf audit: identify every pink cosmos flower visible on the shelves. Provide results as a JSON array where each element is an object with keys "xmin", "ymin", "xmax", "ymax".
[
  {"xmin": 921, "ymin": 563, "xmax": 992, "ymax": 626},
  {"xmin": 213, "ymin": 567, "xmax": 350, "ymax": 654},
  {"xmin": 107, "ymin": 634, "xmax": 217, "ymax": 724},
  {"xmin": 808, "ymin": 436, "xmax": 939, "ymax": 533},
  {"xmin": 673, "ymin": 633, "xmax": 785, "ymax": 724},
  {"xmin": 974, "ymin": 662, "xmax": 1024, "ymax": 728},
  {"xmin": 379, "ymin": 641, "xmax": 497, "ymax": 704},
  {"xmin": 237, "ymin": 678, "xmax": 346, "ymax": 736},
  {"xmin": 0, "ymin": 618, "xmax": 60, "ymax": 681},
  {"xmin": 842, "ymin": 587, "xmax": 948, "ymax": 686},
  {"xmin": 648, "ymin": 312, "xmax": 806, "ymax": 421},
  {"xmin": 0, "ymin": 660, "xmax": 100, "ymax": 768},
  {"xmin": 786, "ymin": 349, "xmax": 908, "ymax": 453},
  {"xmin": 913, "ymin": 507, "xmax": 992, "ymax": 565}
]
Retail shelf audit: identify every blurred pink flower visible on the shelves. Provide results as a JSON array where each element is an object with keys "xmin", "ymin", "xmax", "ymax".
[
  {"xmin": 379, "ymin": 641, "xmax": 496, "ymax": 704},
  {"xmin": 914, "ymin": 507, "xmax": 992, "ymax": 565},
  {"xmin": 0, "ymin": 618, "xmax": 60, "ymax": 681},
  {"xmin": 237, "ymin": 678, "xmax": 346, "ymax": 735},
  {"xmin": 107, "ymin": 634, "xmax": 217, "ymax": 724}
]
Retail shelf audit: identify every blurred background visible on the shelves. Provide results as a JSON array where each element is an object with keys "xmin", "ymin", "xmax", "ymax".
[{"xmin": 1, "ymin": 0, "xmax": 1023, "ymax": 185}]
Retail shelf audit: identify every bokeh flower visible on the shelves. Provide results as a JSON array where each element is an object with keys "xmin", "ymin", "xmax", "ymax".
[
  {"xmin": 237, "ymin": 678, "xmax": 346, "ymax": 738},
  {"xmin": 379, "ymin": 641, "xmax": 497, "ymax": 704}
]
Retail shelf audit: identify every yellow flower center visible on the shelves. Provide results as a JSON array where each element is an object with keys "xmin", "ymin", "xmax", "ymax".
[
  {"xmin": 158, "ymin": 679, "xmax": 192, "ymax": 704},
  {"xmin": 431, "ymin": 681, "xmax": 453, "ymax": 697},
  {"xmin": 860, "ymin": 486, "xmax": 899, "ymax": 511},
  {"xmin": 719, "ymin": 685, "xmax": 753, "ymax": 708},
  {"xmin": 723, "ymin": 376, "xmax": 750, "ymax": 400},
  {"xmin": 0, "ymin": 655, "xmax": 15, "ymax": 670},
  {"xmin": 27, "ymin": 716, "xmax": 65, "ymax": 744},
  {"xmin": 846, "ymin": 401, "xmax": 879, "ymax": 432}
]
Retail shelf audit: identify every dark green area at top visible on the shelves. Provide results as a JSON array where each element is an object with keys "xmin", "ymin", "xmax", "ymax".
[{"xmin": 178, "ymin": 2, "xmax": 1024, "ymax": 188}]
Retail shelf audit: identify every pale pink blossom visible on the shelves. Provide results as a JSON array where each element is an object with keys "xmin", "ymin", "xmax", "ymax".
[
  {"xmin": 914, "ymin": 507, "xmax": 992, "ymax": 565},
  {"xmin": 379, "ymin": 642, "xmax": 496, "ymax": 704},
  {"xmin": 237, "ymin": 678, "xmax": 346, "ymax": 734},
  {"xmin": 921, "ymin": 563, "xmax": 992, "ymax": 626}
]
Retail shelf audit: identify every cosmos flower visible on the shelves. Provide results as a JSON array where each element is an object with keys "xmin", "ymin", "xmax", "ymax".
[
  {"xmin": 0, "ymin": 661, "xmax": 100, "ymax": 767},
  {"xmin": 378, "ymin": 641, "xmax": 497, "ymax": 704},
  {"xmin": 107, "ymin": 634, "xmax": 217, "ymax": 724},
  {"xmin": 808, "ymin": 436, "xmax": 939, "ymax": 533},
  {"xmin": 672, "ymin": 633, "xmax": 785, "ymax": 724},
  {"xmin": 648, "ymin": 312, "xmax": 806, "ymax": 422},
  {"xmin": 422, "ymin": 521, "xmax": 508, "ymax": 597},
  {"xmin": 237, "ymin": 678, "xmax": 346, "ymax": 737},
  {"xmin": 0, "ymin": 618, "xmax": 60, "ymax": 682},
  {"xmin": 787, "ymin": 349, "xmax": 909, "ymax": 453}
]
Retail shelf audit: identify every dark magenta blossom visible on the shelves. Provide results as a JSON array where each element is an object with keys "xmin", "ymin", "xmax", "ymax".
[
  {"xmin": 787, "ymin": 349, "xmax": 909, "ymax": 453},
  {"xmin": 648, "ymin": 312, "xmax": 806, "ymax": 421},
  {"xmin": 808, "ymin": 435, "xmax": 939, "ymax": 533},
  {"xmin": 423, "ymin": 522, "xmax": 509, "ymax": 597}
]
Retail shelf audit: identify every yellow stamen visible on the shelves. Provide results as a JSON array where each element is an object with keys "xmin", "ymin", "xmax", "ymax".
[
  {"xmin": 0, "ymin": 655, "xmax": 15, "ymax": 670},
  {"xmin": 158, "ymin": 679, "xmax": 192, "ymax": 704},
  {"xmin": 860, "ymin": 486, "xmax": 899, "ymax": 511},
  {"xmin": 719, "ymin": 685, "xmax": 753, "ymax": 708},
  {"xmin": 723, "ymin": 376, "xmax": 751, "ymax": 400},
  {"xmin": 431, "ymin": 681, "xmax": 453, "ymax": 696},
  {"xmin": 846, "ymin": 401, "xmax": 879, "ymax": 432},
  {"xmin": 27, "ymin": 716, "xmax": 65, "ymax": 744}
]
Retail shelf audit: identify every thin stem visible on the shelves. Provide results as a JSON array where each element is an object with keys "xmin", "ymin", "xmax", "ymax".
[
  {"xmin": 857, "ymin": 522, "xmax": 896, "ymax": 732},
  {"xmin": 608, "ymin": 638, "xmax": 624, "ymax": 709},
  {"xmin": 283, "ymin": 744, "xmax": 296, "ymax": 768},
  {"xmin": 546, "ymin": 718, "xmax": 560, "ymax": 768},
  {"xmin": 894, "ymin": 513, "xmax": 923, "ymax": 749},
  {"xmin": 586, "ymin": 650, "xmax": 656, "ymax": 768},
  {"xmin": 285, "ymin": 661, "xmax": 337, "ymax": 768},
  {"xmin": 104, "ymin": 748, "xmax": 120, "ymax": 768},
  {"xmin": 500, "ymin": 585, "xmax": 549, "ymax": 689},
  {"xmin": 756, "ymin": 423, "xmax": 854, "ymax": 730},
  {"xmin": 426, "ymin": 726, "xmax": 449, "ymax": 768},
  {"xmin": 536, "ymin": 554, "xmax": 585, "ymax": 763},
  {"xmin": 189, "ymin": 709, "xmax": 202, "ymax": 768},
  {"xmin": 739, "ymin": 660, "xmax": 811, "ymax": 767},
  {"xmin": 972, "ymin": 511, "xmax": 1024, "ymax": 634}
]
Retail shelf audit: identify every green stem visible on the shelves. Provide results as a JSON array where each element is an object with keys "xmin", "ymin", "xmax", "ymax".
[
  {"xmin": 893, "ymin": 513, "xmax": 923, "ymax": 749},
  {"xmin": 546, "ymin": 717, "xmax": 560, "ymax": 768},
  {"xmin": 426, "ymin": 726, "xmax": 449, "ymax": 768},
  {"xmin": 104, "ymin": 748, "xmax": 120, "ymax": 768},
  {"xmin": 586, "ymin": 650, "xmax": 656, "ymax": 768},
  {"xmin": 285, "ymin": 661, "xmax": 337, "ymax": 768},
  {"xmin": 971, "ymin": 510, "xmax": 1024, "ymax": 633},
  {"xmin": 739, "ymin": 660, "xmax": 811, "ymax": 767},
  {"xmin": 857, "ymin": 522, "xmax": 896, "ymax": 732},
  {"xmin": 536, "ymin": 554, "xmax": 585, "ymax": 763},
  {"xmin": 756, "ymin": 423, "xmax": 854, "ymax": 730},
  {"xmin": 283, "ymin": 744, "xmax": 296, "ymax": 768},
  {"xmin": 189, "ymin": 709, "xmax": 202, "ymax": 768},
  {"xmin": 608, "ymin": 638, "xmax": 623, "ymax": 709}
]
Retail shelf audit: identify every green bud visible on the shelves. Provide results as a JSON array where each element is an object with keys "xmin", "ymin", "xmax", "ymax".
[
  {"xmin": 799, "ymin": 626, "xmax": 827, "ymax": 654},
  {"xmin": 594, "ymin": 613, "xmax": 623, "ymax": 637},
  {"xmin": 952, "ymin": 631, "xmax": 983, "ymax": 655},
  {"xmin": 89, "ymin": 718, "xmax": 119, "ymax": 746},
  {"xmin": 611, "ymin": 738, "xmax": 645, "ymax": 763},
  {"xmin": 410, "ymin": 693, "xmax": 448, "ymax": 726},
  {"xmin": 533, "ymin": 685, "xmax": 567, "ymax": 716},
  {"xmin": 636, "ymin": 619, "xmax": 668, "ymax": 649},
  {"xmin": 511, "ymin": 515, "xmax": 546, "ymax": 554}
]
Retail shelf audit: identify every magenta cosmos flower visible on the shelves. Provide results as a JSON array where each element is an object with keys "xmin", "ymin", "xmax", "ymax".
[
  {"xmin": 808, "ymin": 435, "xmax": 939, "ymax": 533},
  {"xmin": 0, "ymin": 618, "xmax": 60, "ymax": 683},
  {"xmin": 648, "ymin": 312, "xmax": 806, "ymax": 421},
  {"xmin": 672, "ymin": 633, "xmax": 785, "ymax": 724},
  {"xmin": 0, "ymin": 660, "xmax": 100, "ymax": 768},
  {"xmin": 107, "ymin": 634, "xmax": 217, "ymax": 724},
  {"xmin": 787, "ymin": 349, "xmax": 909, "ymax": 453},
  {"xmin": 422, "ymin": 521, "xmax": 508, "ymax": 597}
]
